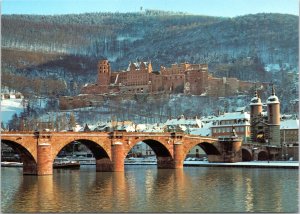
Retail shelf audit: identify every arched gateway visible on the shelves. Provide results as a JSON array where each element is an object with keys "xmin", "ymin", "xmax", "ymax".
[{"xmin": 1, "ymin": 131, "xmax": 241, "ymax": 176}]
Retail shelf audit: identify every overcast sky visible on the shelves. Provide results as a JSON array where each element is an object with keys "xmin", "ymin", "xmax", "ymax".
[{"xmin": 2, "ymin": 0, "xmax": 299, "ymax": 17}]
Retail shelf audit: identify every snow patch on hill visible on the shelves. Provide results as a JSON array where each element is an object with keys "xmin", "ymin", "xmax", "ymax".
[{"xmin": 1, "ymin": 98, "xmax": 24, "ymax": 123}]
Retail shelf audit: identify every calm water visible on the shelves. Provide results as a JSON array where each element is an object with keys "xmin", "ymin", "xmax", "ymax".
[{"xmin": 1, "ymin": 165, "xmax": 299, "ymax": 213}]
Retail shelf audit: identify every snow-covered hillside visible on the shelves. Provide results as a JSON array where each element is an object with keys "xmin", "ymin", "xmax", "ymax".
[{"xmin": 1, "ymin": 96, "xmax": 25, "ymax": 124}]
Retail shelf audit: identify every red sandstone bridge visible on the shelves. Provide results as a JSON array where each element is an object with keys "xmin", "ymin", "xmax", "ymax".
[{"xmin": 2, "ymin": 131, "xmax": 238, "ymax": 175}]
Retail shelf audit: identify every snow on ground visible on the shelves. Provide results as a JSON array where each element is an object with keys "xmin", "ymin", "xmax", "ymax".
[
  {"xmin": 264, "ymin": 64, "xmax": 281, "ymax": 72},
  {"xmin": 183, "ymin": 161, "xmax": 299, "ymax": 168},
  {"xmin": 1, "ymin": 98, "xmax": 24, "ymax": 123},
  {"xmin": 190, "ymin": 121, "xmax": 213, "ymax": 136}
]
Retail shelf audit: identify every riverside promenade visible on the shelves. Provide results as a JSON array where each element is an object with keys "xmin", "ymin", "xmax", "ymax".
[
  {"xmin": 183, "ymin": 161, "xmax": 299, "ymax": 169},
  {"xmin": 3, "ymin": 160, "xmax": 298, "ymax": 169}
]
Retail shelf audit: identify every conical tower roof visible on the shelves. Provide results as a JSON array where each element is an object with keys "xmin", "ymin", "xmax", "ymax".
[
  {"xmin": 250, "ymin": 90, "xmax": 262, "ymax": 106},
  {"xmin": 267, "ymin": 85, "xmax": 279, "ymax": 104}
]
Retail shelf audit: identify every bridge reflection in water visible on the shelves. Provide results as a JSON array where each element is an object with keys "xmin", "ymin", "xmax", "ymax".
[{"xmin": 1, "ymin": 166, "xmax": 298, "ymax": 213}]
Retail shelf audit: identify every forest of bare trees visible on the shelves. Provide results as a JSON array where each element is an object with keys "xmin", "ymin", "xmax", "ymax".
[
  {"xmin": 2, "ymin": 12, "xmax": 298, "ymax": 69},
  {"xmin": 1, "ymin": 11, "xmax": 298, "ymax": 129}
]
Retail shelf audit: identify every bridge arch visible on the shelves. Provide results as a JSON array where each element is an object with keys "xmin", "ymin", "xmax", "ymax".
[
  {"xmin": 258, "ymin": 150, "xmax": 268, "ymax": 161},
  {"xmin": 125, "ymin": 138, "xmax": 173, "ymax": 168},
  {"xmin": 198, "ymin": 142, "xmax": 221, "ymax": 155},
  {"xmin": 183, "ymin": 140, "xmax": 221, "ymax": 160},
  {"xmin": 52, "ymin": 139, "xmax": 111, "ymax": 161},
  {"xmin": 126, "ymin": 138, "xmax": 172, "ymax": 158},
  {"xmin": 242, "ymin": 148, "xmax": 252, "ymax": 161},
  {"xmin": 1, "ymin": 139, "xmax": 37, "ymax": 174}
]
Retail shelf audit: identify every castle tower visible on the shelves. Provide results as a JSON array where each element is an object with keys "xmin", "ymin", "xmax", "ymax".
[
  {"xmin": 97, "ymin": 59, "xmax": 111, "ymax": 85},
  {"xmin": 250, "ymin": 90, "xmax": 263, "ymax": 143},
  {"xmin": 147, "ymin": 61, "xmax": 153, "ymax": 73},
  {"xmin": 128, "ymin": 61, "xmax": 136, "ymax": 72},
  {"xmin": 266, "ymin": 85, "xmax": 280, "ymax": 146}
]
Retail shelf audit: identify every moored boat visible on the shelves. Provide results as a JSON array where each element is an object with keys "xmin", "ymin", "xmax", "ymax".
[
  {"xmin": 1, "ymin": 161, "xmax": 23, "ymax": 167},
  {"xmin": 53, "ymin": 158, "xmax": 80, "ymax": 169}
]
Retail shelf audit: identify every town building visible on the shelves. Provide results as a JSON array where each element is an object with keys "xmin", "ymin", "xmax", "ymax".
[
  {"xmin": 164, "ymin": 115, "xmax": 202, "ymax": 132},
  {"xmin": 280, "ymin": 118, "xmax": 299, "ymax": 160},
  {"xmin": 210, "ymin": 110, "xmax": 251, "ymax": 143}
]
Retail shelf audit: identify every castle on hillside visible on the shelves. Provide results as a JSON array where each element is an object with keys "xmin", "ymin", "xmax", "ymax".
[
  {"xmin": 81, "ymin": 59, "xmax": 265, "ymax": 97},
  {"xmin": 60, "ymin": 59, "xmax": 267, "ymax": 109}
]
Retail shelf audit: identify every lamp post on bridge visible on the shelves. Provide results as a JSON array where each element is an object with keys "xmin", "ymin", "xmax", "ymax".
[
  {"xmin": 34, "ymin": 130, "xmax": 40, "ymax": 146},
  {"xmin": 265, "ymin": 139, "xmax": 270, "ymax": 163}
]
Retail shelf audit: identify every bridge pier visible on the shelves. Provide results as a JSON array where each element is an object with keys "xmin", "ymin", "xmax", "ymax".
[
  {"xmin": 37, "ymin": 144, "xmax": 53, "ymax": 175},
  {"xmin": 173, "ymin": 142, "xmax": 184, "ymax": 169},
  {"xmin": 23, "ymin": 162, "xmax": 38, "ymax": 175},
  {"xmin": 210, "ymin": 129, "xmax": 242, "ymax": 163},
  {"xmin": 96, "ymin": 158, "xmax": 114, "ymax": 171},
  {"xmin": 112, "ymin": 142, "xmax": 124, "ymax": 172},
  {"xmin": 157, "ymin": 157, "xmax": 174, "ymax": 168}
]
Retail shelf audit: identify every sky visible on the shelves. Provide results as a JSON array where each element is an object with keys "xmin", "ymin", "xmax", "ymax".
[{"xmin": 2, "ymin": 0, "xmax": 299, "ymax": 17}]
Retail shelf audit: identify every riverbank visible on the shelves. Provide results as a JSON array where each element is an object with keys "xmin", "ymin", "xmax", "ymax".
[
  {"xmin": 183, "ymin": 161, "xmax": 299, "ymax": 169},
  {"xmin": 1, "ymin": 161, "xmax": 22, "ymax": 167},
  {"xmin": 2, "ymin": 160, "xmax": 298, "ymax": 169}
]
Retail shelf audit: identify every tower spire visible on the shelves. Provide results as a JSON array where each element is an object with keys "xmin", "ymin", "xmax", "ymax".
[
  {"xmin": 254, "ymin": 83, "xmax": 259, "ymax": 98},
  {"xmin": 272, "ymin": 84, "xmax": 275, "ymax": 96},
  {"xmin": 254, "ymin": 83, "xmax": 258, "ymax": 97}
]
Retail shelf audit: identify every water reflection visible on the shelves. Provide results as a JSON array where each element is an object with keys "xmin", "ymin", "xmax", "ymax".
[
  {"xmin": 1, "ymin": 166, "xmax": 298, "ymax": 213},
  {"xmin": 245, "ymin": 177, "xmax": 254, "ymax": 212}
]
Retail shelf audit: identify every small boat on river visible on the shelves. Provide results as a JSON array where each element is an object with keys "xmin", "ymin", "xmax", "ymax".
[
  {"xmin": 1, "ymin": 161, "xmax": 23, "ymax": 167},
  {"xmin": 53, "ymin": 158, "xmax": 80, "ymax": 169}
]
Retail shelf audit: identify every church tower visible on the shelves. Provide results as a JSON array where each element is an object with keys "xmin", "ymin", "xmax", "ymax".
[
  {"xmin": 97, "ymin": 59, "xmax": 111, "ymax": 86},
  {"xmin": 266, "ymin": 85, "xmax": 280, "ymax": 146},
  {"xmin": 250, "ymin": 90, "xmax": 263, "ymax": 143}
]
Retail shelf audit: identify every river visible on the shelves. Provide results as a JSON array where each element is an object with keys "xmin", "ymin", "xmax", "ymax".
[{"xmin": 1, "ymin": 165, "xmax": 298, "ymax": 213}]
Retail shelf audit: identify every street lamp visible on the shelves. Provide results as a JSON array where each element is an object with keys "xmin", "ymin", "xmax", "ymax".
[
  {"xmin": 34, "ymin": 130, "xmax": 40, "ymax": 149},
  {"xmin": 265, "ymin": 139, "xmax": 270, "ymax": 163}
]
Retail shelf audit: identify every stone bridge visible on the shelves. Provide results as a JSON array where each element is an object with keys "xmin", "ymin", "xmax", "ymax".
[{"xmin": 1, "ymin": 131, "xmax": 243, "ymax": 175}]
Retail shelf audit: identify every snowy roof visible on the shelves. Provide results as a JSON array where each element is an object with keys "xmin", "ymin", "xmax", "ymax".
[
  {"xmin": 165, "ymin": 117, "xmax": 201, "ymax": 127},
  {"xmin": 213, "ymin": 112, "xmax": 250, "ymax": 121},
  {"xmin": 250, "ymin": 96, "xmax": 262, "ymax": 106},
  {"xmin": 250, "ymin": 91, "xmax": 262, "ymax": 106},
  {"xmin": 280, "ymin": 119, "xmax": 299, "ymax": 130},
  {"xmin": 235, "ymin": 107, "xmax": 246, "ymax": 112},
  {"xmin": 135, "ymin": 123, "xmax": 164, "ymax": 132},
  {"xmin": 267, "ymin": 95, "xmax": 280, "ymax": 104},
  {"xmin": 201, "ymin": 116, "xmax": 218, "ymax": 123},
  {"xmin": 127, "ymin": 61, "xmax": 150, "ymax": 71},
  {"xmin": 190, "ymin": 122, "xmax": 213, "ymax": 136}
]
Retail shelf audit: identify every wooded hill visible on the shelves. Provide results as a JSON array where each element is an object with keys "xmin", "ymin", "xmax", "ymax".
[{"xmin": 1, "ymin": 11, "xmax": 298, "ymax": 98}]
